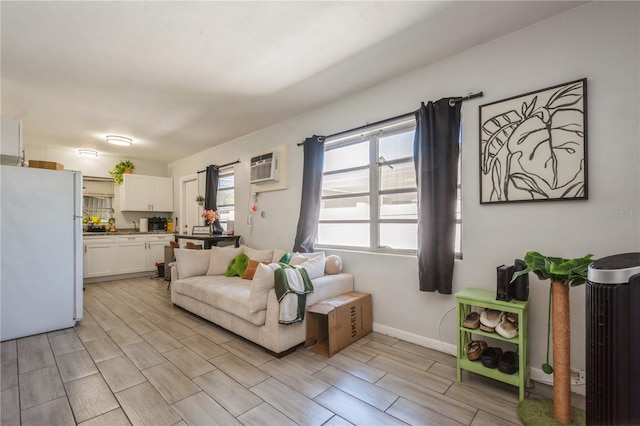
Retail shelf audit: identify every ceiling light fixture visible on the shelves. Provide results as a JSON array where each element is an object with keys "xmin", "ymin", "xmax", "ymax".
[
  {"xmin": 106, "ymin": 135, "xmax": 133, "ymax": 146},
  {"xmin": 78, "ymin": 149, "xmax": 98, "ymax": 157}
]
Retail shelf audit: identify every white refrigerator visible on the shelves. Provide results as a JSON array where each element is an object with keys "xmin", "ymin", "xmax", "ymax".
[{"xmin": 1, "ymin": 165, "xmax": 83, "ymax": 341}]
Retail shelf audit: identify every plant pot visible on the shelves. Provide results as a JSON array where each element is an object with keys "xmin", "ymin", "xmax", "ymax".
[{"xmin": 124, "ymin": 168, "xmax": 133, "ymax": 174}]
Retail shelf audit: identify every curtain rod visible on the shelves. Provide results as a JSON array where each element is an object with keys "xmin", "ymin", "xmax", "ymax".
[
  {"xmin": 196, "ymin": 159, "xmax": 240, "ymax": 174},
  {"xmin": 297, "ymin": 92, "xmax": 483, "ymax": 146}
]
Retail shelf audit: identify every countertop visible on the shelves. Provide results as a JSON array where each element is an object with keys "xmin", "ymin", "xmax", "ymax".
[{"xmin": 83, "ymin": 230, "xmax": 173, "ymax": 236}]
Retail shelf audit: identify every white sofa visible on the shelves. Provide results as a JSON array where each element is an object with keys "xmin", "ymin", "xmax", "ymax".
[{"xmin": 170, "ymin": 246, "xmax": 354, "ymax": 355}]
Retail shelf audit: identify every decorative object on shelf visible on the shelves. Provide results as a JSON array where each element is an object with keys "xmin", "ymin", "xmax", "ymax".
[
  {"xmin": 512, "ymin": 251, "xmax": 594, "ymax": 425},
  {"xmin": 201, "ymin": 209, "xmax": 219, "ymax": 236},
  {"xmin": 107, "ymin": 217, "xmax": 116, "ymax": 232},
  {"xmin": 479, "ymin": 78, "xmax": 587, "ymax": 204},
  {"xmin": 109, "ymin": 160, "xmax": 135, "ymax": 184},
  {"xmin": 195, "ymin": 195, "xmax": 205, "ymax": 206}
]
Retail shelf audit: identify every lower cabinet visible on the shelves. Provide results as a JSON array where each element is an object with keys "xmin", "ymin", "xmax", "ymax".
[
  {"xmin": 83, "ymin": 233, "xmax": 174, "ymax": 278},
  {"xmin": 84, "ymin": 236, "xmax": 115, "ymax": 278}
]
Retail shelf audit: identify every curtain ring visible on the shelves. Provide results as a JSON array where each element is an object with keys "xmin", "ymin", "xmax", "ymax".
[{"xmin": 449, "ymin": 98, "xmax": 457, "ymax": 107}]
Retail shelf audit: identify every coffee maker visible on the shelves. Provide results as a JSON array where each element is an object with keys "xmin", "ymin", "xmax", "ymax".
[{"xmin": 149, "ymin": 217, "xmax": 167, "ymax": 231}]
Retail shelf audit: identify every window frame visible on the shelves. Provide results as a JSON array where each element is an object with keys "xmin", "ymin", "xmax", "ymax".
[
  {"xmin": 316, "ymin": 117, "xmax": 462, "ymax": 258},
  {"xmin": 216, "ymin": 166, "xmax": 235, "ymax": 230}
]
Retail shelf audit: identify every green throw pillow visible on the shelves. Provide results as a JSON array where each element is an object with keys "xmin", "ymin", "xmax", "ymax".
[
  {"xmin": 278, "ymin": 252, "xmax": 292, "ymax": 264},
  {"xmin": 226, "ymin": 253, "xmax": 249, "ymax": 277}
]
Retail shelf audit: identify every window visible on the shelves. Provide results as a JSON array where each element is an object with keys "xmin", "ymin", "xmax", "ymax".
[
  {"xmin": 317, "ymin": 118, "xmax": 462, "ymax": 256},
  {"xmin": 216, "ymin": 167, "xmax": 235, "ymax": 230}
]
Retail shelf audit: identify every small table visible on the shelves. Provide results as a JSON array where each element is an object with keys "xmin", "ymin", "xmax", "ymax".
[{"xmin": 174, "ymin": 234, "xmax": 241, "ymax": 249}]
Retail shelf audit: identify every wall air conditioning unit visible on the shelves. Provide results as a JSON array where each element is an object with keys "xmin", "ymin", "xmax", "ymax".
[{"xmin": 250, "ymin": 152, "xmax": 278, "ymax": 184}]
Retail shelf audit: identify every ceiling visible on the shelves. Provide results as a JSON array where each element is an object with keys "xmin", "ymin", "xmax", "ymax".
[{"xmin": 1, "ymin": 1, "xmax": 584, "ymax": 163}]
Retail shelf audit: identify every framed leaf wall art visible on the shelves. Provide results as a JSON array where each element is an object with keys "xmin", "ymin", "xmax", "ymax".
[{"xmin": 479, "ymin": 78, "xmax": 587, "ymax": 204}]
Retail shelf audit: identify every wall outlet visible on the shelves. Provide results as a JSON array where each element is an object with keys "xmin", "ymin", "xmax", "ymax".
[{"xmin": 571, "ymin": 368, "xmax": 586, "ymax": 385}]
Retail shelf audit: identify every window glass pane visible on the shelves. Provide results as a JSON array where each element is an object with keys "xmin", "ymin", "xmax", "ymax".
[
  {"xmin": 320, "ymin": 196, "xmax": 369, "ymax": 220},
  {"xmin": 322, "ymin": 169, "xmax": 369, "ymax": 197},
  {"xmin": 455, "ymin": 223, "xmax": 461, "ymax": 254},
  {"xmin": 217, "ymin": 205, "xmax": 234, "ymax": 222},
  {"xmin": 219, "ymin": 173, "xmax": 234, "ymax": 189},
  {"xmin": 379, "ymin": 129, "xmax": 414, "ymax": 161},
  {"xmin": 379, "ymin": 192, "xmax": 417, "ymax": 219},
  {"xmin": 324, "ymin": 141, "xmax": 369, "ymax": 172},
  {"xmin": 379, "ymin": 223, "xmax": 417, "ymax": 250},
  {"xmin": 379, "ymin": 161, "xmax": 416, "ymax": 191},
  {"xmin": 217, "ymin": 188, "xmax": 234, "ymax": 206},
  {"xmin": 318, "ymin": 223, "xmax": 369, "ymax": 247}
]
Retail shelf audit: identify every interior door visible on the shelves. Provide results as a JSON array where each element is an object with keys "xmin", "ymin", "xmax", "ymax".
[{"xmin": 180, "ymin": 175, "xmax": 199, "ymax": 235}]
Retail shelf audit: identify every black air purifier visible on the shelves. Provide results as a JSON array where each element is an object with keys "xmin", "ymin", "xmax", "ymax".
[{"xmin": 586, "ymin": 252, "xmax": 640, "ymax": 426}]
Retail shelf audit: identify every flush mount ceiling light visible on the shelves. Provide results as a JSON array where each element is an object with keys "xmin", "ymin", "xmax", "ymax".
[
  {"xmin": 78, "ymin": 149, "xmax": 98, "ymax": 157},
  {"xmin": 106, "ymin": 135, "xmax": 133, "ymax": 146}
]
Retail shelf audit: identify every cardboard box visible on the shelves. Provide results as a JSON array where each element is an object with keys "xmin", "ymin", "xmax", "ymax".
[
  {"xmin": 29, "ymin": 160, "xmax": 64, "ymax": 170},
  {"xmin": 305, "ymin": 291, "xmax": 372, "ymax": 357}
]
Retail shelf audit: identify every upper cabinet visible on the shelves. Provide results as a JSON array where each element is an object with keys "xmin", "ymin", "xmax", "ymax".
[{"xmin": 120, "ymin": 174, "xmax": 173, "ymax": 212}]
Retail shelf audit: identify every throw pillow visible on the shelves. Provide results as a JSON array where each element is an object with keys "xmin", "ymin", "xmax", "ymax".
[
  {"xmin": 242, "ymin": 246, "xmax": 274, "ymax": 263},
  {"xmin": 174, "ymin": 248, "xmax": 211, "ymax": 279},
  {"xmin": 225, "ymin": 253, "xmax": 249, "ymax": 277},
  {"xmin": 249, "ymin": 263, "xmax": 282, "ymax": 313},
  {"xmin": 242, "ymin": 259, "xmax": 269, "ymax": 280},
  {"xmin": 325, "ymin": 255, "xmax": 343, "ymax": 275},
  {"xmin": 206, "ymin": 246, "xmax": 244, "ymax": 276},
  {"xmin": 271, "ymin": 249, "xmax": 288, "ymax": 263},
  {"xmin": 295, "ymin": 251, "xmax": 325, "ymax": 279},
  {"xmin": 278, "ymin": 252, "xmax": 292, "ymax": 264}
]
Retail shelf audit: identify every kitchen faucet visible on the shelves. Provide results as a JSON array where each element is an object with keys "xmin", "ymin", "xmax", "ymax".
[{"xmin": 132, "ymin": 221, "xmax": 137, "ymax": 232}]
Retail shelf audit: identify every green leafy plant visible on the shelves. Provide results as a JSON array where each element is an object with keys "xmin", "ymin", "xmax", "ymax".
[
  {"xmin": 109, "ymin": 160, "xmax": 135, "ymax": 184},
  {"xmin": 511, "ymin": 251, "xmax": 593, "ymax": 286},
  {"xmin": 195, "ymin": 195, "xmax": 205, "ymax": 202}
]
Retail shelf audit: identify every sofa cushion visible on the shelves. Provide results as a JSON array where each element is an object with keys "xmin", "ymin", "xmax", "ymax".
[
  {"xmin": 249, "ymin": 263, "xmax": 281, "ymax": 313},
  {"xmin": 290, "ymin": 252, "xmax": 325, "ymax": 279},
  {"xmin": 207, "ymin": 246, "xmax": 244, "ymax": 276},
  {"xmin": 243, "ymin": 246, "xmax": 274, "ymax": 263},
  {"xmin": 173, "ymin": 275, "xmax": 267, "ymax": 326},
  {"xmin": 174, "ymin": 248, "xmax": 211, "ymax": 279},
  {"xmin": 226, "ymin": 253, "xmax": 249, "ymax": 277},
  {"xmin": 242, "ymin": 259, "xmax": 268, "ymax": 280}
]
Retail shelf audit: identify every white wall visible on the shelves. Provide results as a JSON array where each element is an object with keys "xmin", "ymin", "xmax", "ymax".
[
  {"xmin": 169, "ymin": 2, "xmax": 640, "ymax": 375},
  {"xmin": 24, "ymin": 144, "xmax": 170, "ymax": 228}
]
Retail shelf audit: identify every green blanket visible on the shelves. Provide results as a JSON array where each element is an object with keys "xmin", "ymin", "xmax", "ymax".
[{"xmin": 274, "ymin": 264, "xmax": 314, "ymax": 324}]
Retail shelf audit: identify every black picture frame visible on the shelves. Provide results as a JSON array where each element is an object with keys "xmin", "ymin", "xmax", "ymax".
[
  {"xmin": 192, "ymin": 225, "xmax": 210, "ymax": 235},
  {"xmin": 479, "ymin": 78, "xmax": 588, "ymax": 204}
]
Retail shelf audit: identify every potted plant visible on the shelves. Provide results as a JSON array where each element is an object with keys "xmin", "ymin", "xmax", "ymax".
[
  {"xmin": 109, "ymin": 160, "xmax": 135, "ymax": 184},
  {"xmin": 512, "ymin": 252, "xmax": 594, "ymax": 425},
  {"xmin": 195, "ymin": 195, "xmax": 205, "ymax": 206}
]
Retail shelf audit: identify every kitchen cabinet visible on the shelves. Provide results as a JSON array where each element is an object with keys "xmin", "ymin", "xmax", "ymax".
[
  {"xmin": 84, "ymin": 235, "xmax": 115, "ymax": 278},
  {"xmin": 120, "ymin": 174, "xmax": 173, "ymax": 212},
  {"xmin": 146, "ymin": 234, "xmax": 174, "ymax": 269},
  {"xmin": 115, "ymin": 235, "xmax": 147, "ymax": 274}
]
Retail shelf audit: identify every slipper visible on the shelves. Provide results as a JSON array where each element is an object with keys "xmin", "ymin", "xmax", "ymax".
[
  {"xmin": 466, "ymin": 340, "xmax": 487, "ymax": 361},
  {"xmin": 479, "ymin": 323, "xmax": 496, "ymax": 333},
  {"xmin": 498, "ymin": 351, "xmax": 519, "ymax": 374},
  {"xmin": 504, "ymin": 312, "xmax": 518, "ymax": 324},
  {"xmin": 462, "ymin": 312, "xmax": 480, "ymax": 329},
  {"xmin": 496, "ymin": 316, "xmax": 518, "ymax": 339},
  {"xmin": 480, "ymin": 347, "xmax": 503, "ymax": 369},
  {"xmin": 480, "ymin": 309, "xmax": 504, "ymax": 328}
]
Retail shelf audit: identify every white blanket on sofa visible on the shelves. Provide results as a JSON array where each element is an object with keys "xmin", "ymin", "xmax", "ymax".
[{"xmin": 274, "ymin": 265, "xmax": 313, "ymax": 324}]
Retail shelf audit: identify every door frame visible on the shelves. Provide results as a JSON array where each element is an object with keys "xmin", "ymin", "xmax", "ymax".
[{"xmin": 179, "ymin": 174, "xmax": 199, "ymax": 235}]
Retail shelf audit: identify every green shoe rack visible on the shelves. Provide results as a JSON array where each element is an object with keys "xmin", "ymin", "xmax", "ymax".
[{"xmin": 455, "ymin": 288, "xmax": 530, "ymax": 401}]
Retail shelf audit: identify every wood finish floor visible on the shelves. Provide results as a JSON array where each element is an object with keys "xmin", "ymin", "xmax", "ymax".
[{"xmin": 1, "ymin": 277, "xmax": 585, "ymax": 425}]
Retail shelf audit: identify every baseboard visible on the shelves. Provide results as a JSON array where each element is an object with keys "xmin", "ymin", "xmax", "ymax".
[{"xmin": 372, "ymin": 322, "xmax": 586, "ymax": 396}]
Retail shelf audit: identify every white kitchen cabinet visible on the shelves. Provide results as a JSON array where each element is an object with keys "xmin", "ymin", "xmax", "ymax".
[
  {"xmin": 84, "ymin": 235, "xmax": 115, "ymax": 278},
  {"xmin": 120, "ymin": 174, "xmax": 173, "ymax": 212},
  {"xmin": 146, "ymin": 234, "xmax": 173, "ymax": 269},
  {"xmin": 115, "ymin": 235, "xmax": 147, "ymax": 273}
]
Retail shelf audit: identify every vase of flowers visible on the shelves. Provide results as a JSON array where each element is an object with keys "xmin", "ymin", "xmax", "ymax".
[{"xmin": 202, "ymin": 209, "xmax": 219, "ymax": 235}]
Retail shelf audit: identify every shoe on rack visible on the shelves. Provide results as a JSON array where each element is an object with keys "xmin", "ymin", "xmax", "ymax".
[
  {"xmin": 480, "ymin": 309, "xmax": 504, "ymax": 328},
  {"xmin": 504, "ymin": 312, "xmax": 518, "ymax": 324},
  {"xmin": 480, "ymin": 347, "xmax": 503, "ymax": 369},
  {"xmin": 479, "ymin": 323, "xmax": 496, "ymax": 333},
  {"xmin": 466, "ymin": 340, "xmax": 487, "ymax": 361},
  {"xmin": 496, "ymin": 316, "xmax": 518, "ymax": 339},
  {"xmin": 498, "ymin": 351, "xmax": 519, "ymax": 374},
  {"xmin": 463, "ymin": 312, "xmax": 480, "ymax": 329}
]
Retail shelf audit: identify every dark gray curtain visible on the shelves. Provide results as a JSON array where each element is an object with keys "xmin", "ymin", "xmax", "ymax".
[
  {"xmin": 413, "ymin": 99, "xmax": 461, "ymax": 294},
  {"xmin": 204, "ymin": 165, "xmax": 224, "ymax": 233},
  {"xmin": 293, "ymin": 135, "xmax": 325, "ymax": 253}
]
